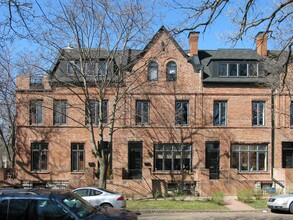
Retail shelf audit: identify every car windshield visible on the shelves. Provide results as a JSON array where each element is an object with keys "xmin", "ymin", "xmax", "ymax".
[{"xmin": 61, "ymin": 193, "xmax": 96, "ymax": 218}]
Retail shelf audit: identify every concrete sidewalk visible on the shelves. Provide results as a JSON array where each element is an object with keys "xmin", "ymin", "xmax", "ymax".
[{"xmin": 224, "ymin": 196, "xmax": 256, "ymax": 211}]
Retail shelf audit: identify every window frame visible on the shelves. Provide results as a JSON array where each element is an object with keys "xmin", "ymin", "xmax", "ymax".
[
  {"xmin": 148, "ymin": 61, "xmax": 158, "ymax": 81},
  {"xmin": 166, "ymin": 61, "xmax": 177, "ymax": 81},
  {"xmin": 252, "ymin": 101, "xmax": 265, "ymax": 126},
  {"xmin": 71, "ymin": 143, "xmax": 85, "ymax": 172},
  {"xmin": 154, "ymin": 144, "xmax": 192, "ymax": 172},
  {"xmin": 30, "ymin": 100, "xmax": 43, "ymax": 125},
  {"xmin": 214, "ymin": 101, "xmax": 227, "ymax": 126},
  {"xmin": 86, "ymin": 100, "xmax": 108, "ymax": 125},
  {"xmin": 31, "ymin": 143, "xmax": 48, "ymax": 171},
  {"xmin": 53, "ymin": 100, "xmax": 67, "ymax": 125},
  {"xmin": 175, "ymin": 101, "xmax": 189, "ymax": 126},
  {"xmin": 230, "ymin": 144, "xmax": 268, "ymax": 172},
  {"xmin": 218, "ymin": 62, "xmax": 259, "ymax": 77},
  {"xmin": 136, "ymin": 100, "xmax": 150, "ymax": 125}
]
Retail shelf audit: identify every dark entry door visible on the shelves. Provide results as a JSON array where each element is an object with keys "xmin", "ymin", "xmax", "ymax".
[
  {"xmin": 206, "ymin": 142, "xmax": 220, "ymax": 179},
  {"xmin": 128, "ymin": 142, "xmax": 142, "ymax": 179}
]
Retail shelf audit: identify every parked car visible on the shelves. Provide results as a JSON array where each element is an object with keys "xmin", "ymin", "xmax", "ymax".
[
  {"xmin": 267, "ymin": 193, "xmax": 293, "ymax": 213},
  {"xmin": 0, "ymin": 188, "xmax": 137, "ymax": 220},
  {"xmin": 73, "ymin": 187, "xmax": 126, "ymax": 209}
]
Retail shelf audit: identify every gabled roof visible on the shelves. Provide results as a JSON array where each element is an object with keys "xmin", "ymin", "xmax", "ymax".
[{"xmin": 137, "ymin": 26, "xmax": 188, "ymax": 59}]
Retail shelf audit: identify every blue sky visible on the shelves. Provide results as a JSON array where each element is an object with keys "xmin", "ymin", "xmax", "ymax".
[{"xmin": 150, "ymin": 0, "xmax": 277, "ymax": 51}]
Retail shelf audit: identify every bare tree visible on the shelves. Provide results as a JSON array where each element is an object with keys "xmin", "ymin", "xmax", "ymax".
[
  {"xmin": 0, "ymin": 47, "xmax": 16, "ymax": 169},
  {"xmin": 25, "ymin": 0, "xmax": 154, "ymax": 188},
  {"xmin": 165, "ymin": 0, "xmax": 292, "ymax": 77}
]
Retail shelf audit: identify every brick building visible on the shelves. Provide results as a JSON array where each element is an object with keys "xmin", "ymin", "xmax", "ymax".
[{"xmin": 14, "ymin": 26, "xmax": 293, "ymax": 197}]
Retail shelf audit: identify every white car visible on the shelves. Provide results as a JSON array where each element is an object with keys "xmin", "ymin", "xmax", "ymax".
[
  {"xmin": 73, "ymin": 187, "xmax": 126, "ymax": 209},
  {"xmin": 267, "ymin": 193, "xmax": 293, "ymax": 213}
]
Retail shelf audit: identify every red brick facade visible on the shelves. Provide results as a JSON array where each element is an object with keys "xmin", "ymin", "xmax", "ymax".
[{"xmin": 14, "ymin": 27, "xmax": 293, "ymax": 197}]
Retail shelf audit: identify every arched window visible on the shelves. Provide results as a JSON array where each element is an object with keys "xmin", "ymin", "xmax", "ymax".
[
  {"xmin": 148, "ymin": 61, "xmax": 158, "ymax": 81},
  {"xmin": 166, "ymin": 61, "xmax": 177, "ymax": 81}
]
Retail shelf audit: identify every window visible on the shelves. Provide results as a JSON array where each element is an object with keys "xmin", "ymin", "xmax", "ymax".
[
  {"xmin": 31, "ymin": 143, "xmax": 48, "ymax": 171},
  {"xmin": 67, "ymin": 62, "xmax": 74, "ymax": 74},
  {"xmin": 214, "ymin": 101, "xmax": 227, "ymax": 126},
  {"xmin": 219, "ymin": 63, "xmax": 228, "ymax": 77},
  {"xmin": 229, "ymin": 63, "xmax": 237, "ymax": 76},
  {"xmin": 154, "ymin": 144, "xmax": 192, "ymax": 171},
  {"xmin": 290, "ymin": 102, "xmax": 293, "ymax": 127},
  {"xmin": 282, "ymin": 142, "xmax": 293, "ymax": 168},
  {"xmin": 71, "ymin": 143, "xmax": 84, "ymax": 172},
  {"xmin": 148, "ymin": 61, "xmax": 158, "ymax": 81},
  {"xmin": 231, "ymin": 144, "xmax": 267, "ymax": 172},
  {"xmin": 30, "ymin": 100, "xmax": 43, "ymax": 125},
  {"xmin": 86, "ymin": 100, "xmax": 108, "ymax": 124},
  {"xmin": 166, "ymin": 61, "xmax": 177, "ymax": 81},
  {"xmin": 136, "ymin": 100, "xmax": 150, "ymax": 125},
  {"xmin": 175, "ymin": 101, "xmax": 189, "ymax": 125},
  {"xmin": 86, "ymin": 61, "xmax": 96, "ymax": 75},
  {"xmin": 53, "ymin": 100, "xmax": 67, "ymax": 125},
  {"xmin": 218, "ymin": 62, "xmax": 259, "ymax": 77},
  {"xmin": 239, "ymin": 63, "xmax": 248, "ymax": 76},
  {"xmin": 98, "ymin": 60, "xmax": 107, "ymax": 76},
  {"xmin": 252, "ymin": 101, "xmax": 265, "ymax": 126}
]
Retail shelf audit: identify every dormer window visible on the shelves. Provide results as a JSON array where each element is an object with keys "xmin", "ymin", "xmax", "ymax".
[
  {"xmin": 166, "ymin": 61, "xmax": 177, "ymax": 81},
  {"xmin": 218, "ymin": 62, "xmax": 259, "ymax": 77},
  {"xmin": 148, "ymin": 61, "xmax": 158, "ymax": 81},
  {"xmin": 98, "ymin": 60, "xmax": 107, "ymax": 76}
]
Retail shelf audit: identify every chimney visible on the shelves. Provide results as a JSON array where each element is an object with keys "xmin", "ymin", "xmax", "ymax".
[
  {"xmin": 189, "ymin": 32, "xmax": 200, "ymax": 55},
  {"xmin": 255, "ymin": 32, "xmax": 268, "ymax": 56}
]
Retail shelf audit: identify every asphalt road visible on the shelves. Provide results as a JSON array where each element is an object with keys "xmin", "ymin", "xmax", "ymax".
[{"xmin": 138, "ymin": 211, "xmax": 293, "ymax": 220}]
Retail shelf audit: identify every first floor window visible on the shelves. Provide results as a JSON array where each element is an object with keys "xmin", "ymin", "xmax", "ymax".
[
  {"xmin": 214, "ymin": 101, "xmax": 227, "ymax": 126},
  {"xmin": 231, "ymin": 144, "xmax": 267, "ymax": 172},
  {"xmin": 154, "ymin": 144, "xmax": 192, "ymax": 171},
  {"xmin": 175, "ymin": 101, "xmax": 189, "ymax": 125},
  {"xmin": 282, "ymin": 142, "xmax": 293, "ymax": 168},
  {"xmin": 136, "ymin": 100, "xmax": 150, "ymax": 125},
  {"xmin": 31, "ymin": 143, "xmax": 48, "ymax": 171},
  {"xmin": 252, "ymin": 101, "xmax": 265, "ymax": 126},
  {"xmin": 71, "ymin": 143, "xmax": 85, "ymax": 172}
]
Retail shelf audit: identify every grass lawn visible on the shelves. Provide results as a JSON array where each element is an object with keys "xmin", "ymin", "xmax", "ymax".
[
  {"xmin": 127, "ymin": 199, "xmax": 228, "ymax": 211},
  {"xmin": 245, "ymin": 199, "xmax": 268, "ymax": 209}
]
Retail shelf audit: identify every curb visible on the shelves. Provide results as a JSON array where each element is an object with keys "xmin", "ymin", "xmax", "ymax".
[{"xmin": 134, "ymin": 209, "xmax": 270, "ymax": 214}]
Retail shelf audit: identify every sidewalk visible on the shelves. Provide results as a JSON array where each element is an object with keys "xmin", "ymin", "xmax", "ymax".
[{"xmin": 223, "ymin": 196, "xmax": 256, "ymax": 211}]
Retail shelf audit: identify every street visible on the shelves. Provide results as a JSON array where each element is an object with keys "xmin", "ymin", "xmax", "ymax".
[{"xmin": 138, "ymin": 211, "xmax": 293, "ymax": 220}]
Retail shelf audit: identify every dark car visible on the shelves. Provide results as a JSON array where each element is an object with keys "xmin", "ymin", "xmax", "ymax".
[{"xmin": 0, "ymin": 188, "xmax": 137, "ymax": 220}]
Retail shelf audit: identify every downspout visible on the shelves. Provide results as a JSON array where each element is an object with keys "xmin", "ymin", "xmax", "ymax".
[
  {"xmin": 271, "ymin": 89, "xmax": 275, "ymax": 181},
  {"xmin": 271, "ymin": 89, "xmax": 285, "ymax": 189}
]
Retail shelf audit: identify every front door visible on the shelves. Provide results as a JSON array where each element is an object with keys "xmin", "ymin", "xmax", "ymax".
[
  {"xmin": 206, "ymin": 142, "xmax": 220, "ymax": 179},
  {"xmin": 128, "ymin": 142, "xmax": 142, "ymax": 179}
]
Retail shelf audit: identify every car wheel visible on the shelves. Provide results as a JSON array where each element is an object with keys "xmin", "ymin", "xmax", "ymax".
[
  {"xmin": 101, "ymin": 203, "xmax": 113, "ymax": 208},
  {"xmin": 289, "ymin": 202, "xmax": 293, "ymax": 214}
]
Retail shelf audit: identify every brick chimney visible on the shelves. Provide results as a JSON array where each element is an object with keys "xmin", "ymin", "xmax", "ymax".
[
  {"xmin": 189, "ymin": 32, "xmax": 200, "ymax": 55},
  {"xmin": 255, "ymin": 32, "xmax": 268, "ymax": 56}
]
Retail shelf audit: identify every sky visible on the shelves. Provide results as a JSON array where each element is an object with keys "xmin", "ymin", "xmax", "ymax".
[{"xmin": 150, "ymin": 0, "xmax": 278, "ymax": 51}]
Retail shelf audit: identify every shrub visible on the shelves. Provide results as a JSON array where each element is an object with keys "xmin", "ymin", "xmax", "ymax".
[
  {"xmin": 211, "ymin": 191, "xmax": 224, "ymax": 205},
  {"xmin": 237, "ymin": 188, "xmax": 254, "ymax": 203},
  {"xmin": 254, "ymin": 189, "xmax": 263, "ymax": 200}
]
